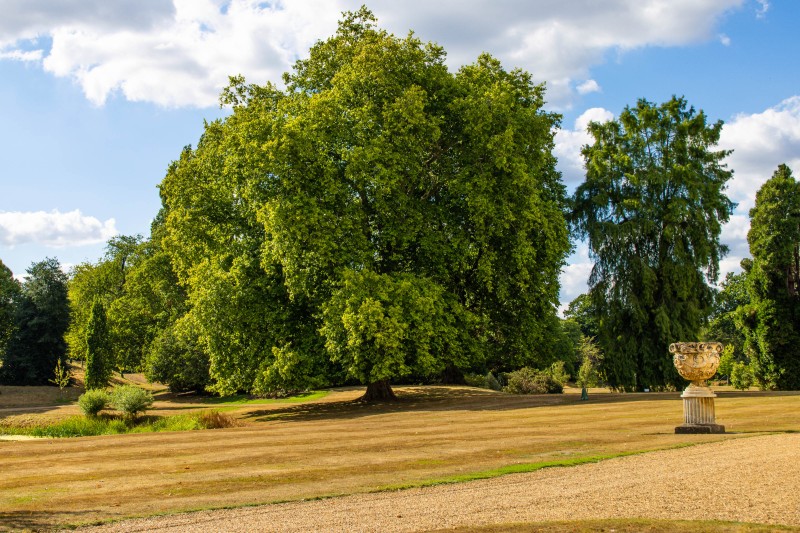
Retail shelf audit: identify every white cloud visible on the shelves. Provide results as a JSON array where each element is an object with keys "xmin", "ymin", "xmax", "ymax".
[
  {"xmin": 715, "ymin": 96, "xmax": 800, "ymax": 275},
  {"xmin": 0, "ymin": 49, "xmax": 43, "ymax": 61},
  {"xmin": 0, "ymin": 0, "xmax": 747, "ymax": 107},
  {"xmin": 0, "ymin": 210, "xmax": 117, "ymax": 247},
  {"xmin": 559, "ymin": 242, "xmax": 593, "ymax": 313},
  {"xmin": 755, "ymin": 0, "xmax": 770, "ymax": 18},
  {"xmin": 554, "ymin": 107, "xmax": 615, "ymax": 189},
  {"xmin": 720, "ymin": 96, "xmax": 800, "ymax": 212},
  {"xmin": 719, "ymin": 33, "xmax": 731, "ymax": 46},
  {"xmin": 576, "ymin": 79, "xmax": 601, "ymax": 95}
]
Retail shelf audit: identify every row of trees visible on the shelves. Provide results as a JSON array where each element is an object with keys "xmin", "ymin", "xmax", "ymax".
[
  {"xmin": 1, "ymin": 9, "xmax": 796, "ymax": 396},
  {"xmin": 0, "ymin": 258, "xmax": 69, "ymax": 385}
]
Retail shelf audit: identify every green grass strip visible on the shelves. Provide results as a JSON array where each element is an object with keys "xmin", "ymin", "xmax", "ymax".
[{"xmin": 379, "ymin": 441, "xmax": 706, "ymax": 491}]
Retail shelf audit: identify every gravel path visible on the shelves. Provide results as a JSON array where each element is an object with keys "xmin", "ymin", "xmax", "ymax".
[{"xmin": 78, "ymin": 433, "xmax": 800, "ymax": 532}]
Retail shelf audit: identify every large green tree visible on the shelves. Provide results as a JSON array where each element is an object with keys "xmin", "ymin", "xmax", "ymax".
[
  {"xmin": 572, "ymin": 96, "xmax": 735, "ymax": 391},
  {"xmin": 65, "ymin": 235, "xmax": 144, "ymax": 365},
  {"xmin": 738, "ymin": 164, "xmax": 800, "ymax": 389},
  {"xmin": 159, "ymin": 9, "xmax": 569, "ymax": 399},
  {"xmin": 0, "ymin": 258, "xmax": 70, "ymax": 385},
  {"xmin": 0, "ymin": 259, "xmax": 21, "ymax": 356}
]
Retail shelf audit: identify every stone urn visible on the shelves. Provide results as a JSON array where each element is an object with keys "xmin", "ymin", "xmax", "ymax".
[{"xmin": 669, "ymin": 342, "xmax": 725, "ymax": 434}]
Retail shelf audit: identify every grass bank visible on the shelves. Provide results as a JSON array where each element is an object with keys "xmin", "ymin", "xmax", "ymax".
[{"xmin": 0, "ymin": 386, "xmax": 797, "ymax": 530}]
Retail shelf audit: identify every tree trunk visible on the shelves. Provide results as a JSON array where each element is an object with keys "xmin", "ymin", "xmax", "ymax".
[{"xmin": 361, "ymin": 380, "xmax": 397, "ymax": 402}]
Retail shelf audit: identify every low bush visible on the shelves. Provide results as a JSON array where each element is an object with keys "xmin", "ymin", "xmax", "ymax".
[
  {"xmin": 545, "ymin": 361, "xmax": 570, "ymax": 386},
  {"xmin": 463, "ymin": 373, "xmax": 486, "ymax": 388},
  {"xmin": 730, "ymin": 362, "xmax": 754, "ymax": 390},
  {"xmin": 111, "ymin": 385, "xmax": 154, "ymax": 420},
  {"xmin": 77, "ymin": 389, "xmax": 110, "ymax": 417},
  {"xmin": 486, "ymin": 372, "xmax": 503, "ymax": 391},
  {"xmin": 504, "ymin": 367, "xmax": 563, "ymax": 394},
  {"xmin": 197, "ymin": 411, "xmax": 241, "ymax": 429}
]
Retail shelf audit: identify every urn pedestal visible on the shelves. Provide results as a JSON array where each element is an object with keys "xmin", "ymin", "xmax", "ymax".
[{"xmin": 670, "ymin": 342, "xmax": 725, "ymax": 434}]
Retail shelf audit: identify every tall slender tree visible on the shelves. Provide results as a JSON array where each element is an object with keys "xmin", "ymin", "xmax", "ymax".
[
  {"xmin": 84, "ymin": 300, "xmax": 113, "ymax": 390},
  {"xmin": 738, "ymin": 164, "xmax": 800, "ymax": 389},
  {"xmin": 572, "ymin": 97, "xmax": 735, "ymax": 391}
]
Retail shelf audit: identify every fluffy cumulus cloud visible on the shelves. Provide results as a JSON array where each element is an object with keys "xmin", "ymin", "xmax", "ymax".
[
  {"xmin": 0, "ymin": 210, "xmax": 117, "ymax": 247},
  {"xmin": 714, "ymin": 96, "xmax": 800, "ymax": 276},
  {"xmin": 558, "ymin": 242, "xmax": 593, "ymax": 312},
  {"xmin": 1, "ymin": 0, "xmax": 341, "ymax": 106},
  {"xmin": 576, "ymin": 79, "xmax": 601, "ymax": 95},
  {"xmin": 554, "ymin": 107, "xmax": 615, "ymax": 189},
  {"xmin": 0, "ymin": 0, "xmax": 746, "ymax": 107}
]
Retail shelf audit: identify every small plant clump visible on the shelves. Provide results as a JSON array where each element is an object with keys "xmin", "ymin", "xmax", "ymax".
[
  {"xmin": 197, "ymin": 411, "xmax": 241, "ymax": 429},
  {"xmin": 504, "ymin": 367, "xmax": 564, "ymax": 394},
  {"xmin": 1, "ymin": 410, "xmax": 240, "ymax": 438},
  {"xmin": 110, "ymin": 385, "xmax": 154, "ymax": 420},
  {"xmin": 486, "ymin": 372, "xmax": 503, "ymax": 391},
  {"xmin": 78, "ymin": 389, "xmax": 110, "ymax": 417}
]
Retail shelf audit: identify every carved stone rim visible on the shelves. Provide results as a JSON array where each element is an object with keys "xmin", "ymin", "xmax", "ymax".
[{"xmin": 669, "ymin": 342, "xmax": 723, "ymax": 355}]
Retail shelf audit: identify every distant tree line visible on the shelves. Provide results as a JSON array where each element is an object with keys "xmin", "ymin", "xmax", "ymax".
[{"xmin": 1, "ymin": 9, "xmax": 797, "ymax": 395}]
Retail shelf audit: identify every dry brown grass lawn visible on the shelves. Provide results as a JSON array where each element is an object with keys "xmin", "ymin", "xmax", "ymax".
[{"xmin": 0, "ymin": 385, "xmax": 798, "ymax": 531}]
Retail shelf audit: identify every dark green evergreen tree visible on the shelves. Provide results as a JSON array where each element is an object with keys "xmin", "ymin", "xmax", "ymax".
[
  {"xmin": 85, "ymin": 300, "xmax": 113, "ymax": 390},
  {"xmin": 572, "ymin": 97, "xmax": 735, "ymax": 391},
  {"xmin": 0, "ymin": 259, "xmax": 20, "ymax": 357},
  {"xmin": 738, "ymin": 164, "xmax": 800, "ymax": 389},
  {"xmin": 0, "ymin": 258, "xmax": 70, "ymax": 385}
]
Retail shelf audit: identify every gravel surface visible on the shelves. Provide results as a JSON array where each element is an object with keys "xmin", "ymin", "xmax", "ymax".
[{"xmin": 77, "ymin": 433, "xmax": 800, "ymax": 532}]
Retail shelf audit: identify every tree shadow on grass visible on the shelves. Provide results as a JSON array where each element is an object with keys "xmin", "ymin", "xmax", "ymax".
[
  {"xmin": 0, "ymin": 509, "xmax": 101, "ymax": 531},
  {"xmin": 241, "ymin": 386, "xmax": 800, "ymax": 424}
]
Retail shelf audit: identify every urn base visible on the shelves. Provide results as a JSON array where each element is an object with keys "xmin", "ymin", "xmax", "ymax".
[{"xmin": 675, "ymin": 423, "xmax": 725, "ymax": 434}]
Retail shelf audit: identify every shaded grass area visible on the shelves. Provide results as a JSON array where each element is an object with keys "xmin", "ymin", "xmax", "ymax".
[
  {"xmin": 436, "ymin": 518, "xmax": 800, "ymax": 532},
  {"xmin": 0, "ymin": 411, "xmax": 239, "ymax": 438},
  {"xmin": 201, "ymin": 390, "xmax": 329, "ymax": 405},
  {"xmin": 0, "ymin": 387, "xmax": 798, "ymax": 531}
]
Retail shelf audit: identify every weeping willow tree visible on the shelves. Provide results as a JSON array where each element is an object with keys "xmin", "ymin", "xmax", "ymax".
[{"xmin": 572, "ymin": 96, "xmax": 735, "ymax": 391}]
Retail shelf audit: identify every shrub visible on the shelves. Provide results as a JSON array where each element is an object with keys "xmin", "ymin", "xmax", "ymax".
[
  {"xmin": 197, "ymin": 411, "xmax": 240, "ymax": 429},
  {"xmin": 545, "ymin": 361, "xmax": 570, "ymax": 386},
  {"xmin": 463, "ymin": 373, "xmax": 487, "ymax": 388},
  {"xmin": 504, "ymin": 367, "xmax": 563, "ymax": 394},
  {"xmin": 486, "ymin": 372, "xmax": 503, "ymax": 391},
  {"xmin": 110, "ymin": 385, "xmax": 154, "ymax": 420},
  {"xmin": 730, "ymin": 362, "xmax": 754, "ymax": 390},
  {"xmin": 716, "ymin": 344, "xmax": 735, "ymax": 381},
  {"xmin": 78, "ymin": 389, "xmax": 110, "ymax": 417}
]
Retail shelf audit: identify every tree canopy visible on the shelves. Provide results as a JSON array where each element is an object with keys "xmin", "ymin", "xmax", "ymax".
[
  {"xmin": 0, "ymin": 258, "xmax": 70, "ymax": 385},
  {"xmin": 0, "ymin": 259, "xmax": 20, "ymax": 357},
  {"xmin": 738, "ymin": 164, "xmax": 800, "ymax": 389},
  {"xmin": 158, "ymin": 8, "xmax": 570, "ymax": 399},
  {"xmin": 572, "ymin": 96, "xmax": 735, "ymax": 391}
]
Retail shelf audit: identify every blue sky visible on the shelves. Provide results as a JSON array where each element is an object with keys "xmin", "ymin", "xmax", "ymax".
[{"xmin": 1, "ymin": 0, "xmax": 798, "ymax": 309}]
